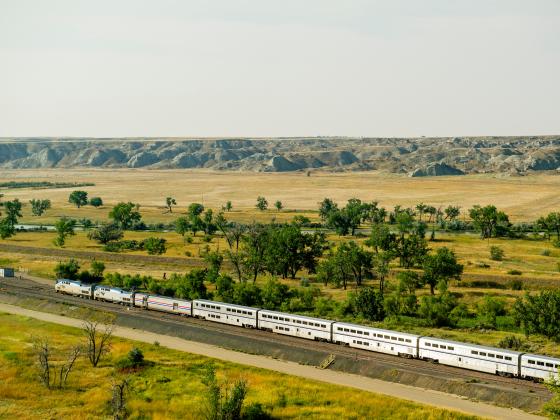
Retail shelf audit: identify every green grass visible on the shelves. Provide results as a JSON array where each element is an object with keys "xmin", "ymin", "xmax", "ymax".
[{"xmin": 0, "ymin": 313, "xmax": 477, "ymax": 419}]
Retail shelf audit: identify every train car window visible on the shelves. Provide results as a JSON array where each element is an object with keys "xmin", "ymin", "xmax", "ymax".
[
  {"xmin": 273, "ymin": 316, "xmax": 278, "ymax": 320},
  {"xmin": 555, "ymin": 364, "xmax": 559, "ymax": 368},
  {"xmin": 440, "ymin": 345, "xmax": 446, "ymax": 349},
  {"xmin": 496, "ymin": 355, "xmax": 503, "ymax": 359},
  {"xmin": 391, "ymin": 336, "xmax": 397, "ymax": 341},
  {"xmin": 384, "ymin": 335, "xmax": 390, "ymax": 339},
  {"xmin": 357, "ymin": 330, "xmax": 363, "ymax": 335},
  {"xmin": 322, "ymin": 324, "xmax": 326, "ymax": 328},
  {"xmin": 488, "ymin": 353, "xmax": 495, "ymax": 358},
  {"xmin": 249, "ymin": 312, "xmax": 253, "ymax": 316},
  {"xmin": 364, "ymin": 332, "xmax": 369, "ymax": 336},
  {"xmin": 479, "ymin": 352, "xmax": 487, "ymax": 357},
  {"xmin": 471, "ymin": 351, "xmax": 478, "ymax": 355},
  {"xmin": 351, "ymin": 329, "xmax": 356, "ymax": 333},
  {"xmin": 504, "ymin": 356, "xmax": 512, "ymax": 361},
  {"xmin": 398, "ymin": 338, "xmax": 404, "ymax": 342},
  {"xmin": 426, "ymin": 343, "xmax": 431, "ymax": 347},
  {"xmin": 546, "ymin": 363, "xmax": 553, "ymax": 367},
  {"xmin": 406, "ymin": 339, "xmax": 411, "ymax": 343},
  {"xmin": 537, "ymin": 361, "xmax": 544, "ymax": 366},
  {"xmin": 432, "ymin": 344, "xmax": 439, "ymax": 348}
]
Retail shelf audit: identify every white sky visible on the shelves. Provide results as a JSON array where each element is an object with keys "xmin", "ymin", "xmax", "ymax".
[{"xmin": 1, "ymin": 0, "xmax": 559, "ymax": 137}]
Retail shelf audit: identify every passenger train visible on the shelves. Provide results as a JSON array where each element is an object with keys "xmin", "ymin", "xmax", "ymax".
[{"xmin": 55, "ymin": 279, "xmax": 560, "ymax": 382}]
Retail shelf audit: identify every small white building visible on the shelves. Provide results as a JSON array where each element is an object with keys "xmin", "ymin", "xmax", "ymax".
[{"xmin": 0, "ymin": 268, "xmax": 15, "ymax": 278}]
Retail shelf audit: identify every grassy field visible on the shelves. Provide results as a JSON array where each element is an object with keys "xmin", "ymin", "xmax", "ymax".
[
  {"xmin": 1, "ymin": 169, "xmax": 560, "ymax": 222},
  {"xmin": 0, "ymin": 312, "xmax": 477, "ymax": 419}
]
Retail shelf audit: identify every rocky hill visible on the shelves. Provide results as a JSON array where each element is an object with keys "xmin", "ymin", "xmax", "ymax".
[{"xmin": 0, "ymin": 136, "xmax": 559, "ymax": 176}]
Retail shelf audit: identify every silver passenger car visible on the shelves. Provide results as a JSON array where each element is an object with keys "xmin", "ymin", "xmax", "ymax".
[
  {"xmin": 134, "ymin": 293, "xmax": 192, "ymax": 316},
  {"xmin": 193, "ymin": 299, "xmax": 258, "ymax": 328},
  {"xmin": 419, "ymin": 337, "xmax": 521, "ymax": 376},
  {"xmin": 258, "ymin": 310, "xmax": 332, "ymax": 341},
  {"xmin": 521, "ymin": 353, "xmax": 560, "ymax": 381},
  {"xmin": 333, "ymin": 322, "xmax": 420, "ymax": 358}
]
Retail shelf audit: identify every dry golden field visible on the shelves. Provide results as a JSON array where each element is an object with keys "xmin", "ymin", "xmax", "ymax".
[{"xmin": 1, "ymin": 169, "xmax": 560, "ymax": 222}]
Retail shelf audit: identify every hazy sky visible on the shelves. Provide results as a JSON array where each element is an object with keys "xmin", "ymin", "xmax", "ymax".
[{"xmin": 1, "ymin": 0, "xmax": 559, "ymax": 137}]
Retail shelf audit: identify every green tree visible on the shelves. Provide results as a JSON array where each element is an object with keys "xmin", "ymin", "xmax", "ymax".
[
  {"xmin": 68, "ymin": 190, "xmax": 88, "ymax": 208},
  {"xmin": 422, "ymin": 247, "xmax": 463, "ymax": 294},
  {"xmin": 265, "ymin": 225, "xmax": 327, "ymax": 279},
  {"xmin": 175, "ymin": 217, "xmax": 191, "ymax": 236},
  {"xmin": 537, "ymin": 212, "xmax": 560, "ymax": 241},
  {"xmin": 91, "ymin": 260, "xmax": 106, "ymax": 280},
  {"xmin": 202, "ymin": 209, "xmax": 217, "ymax": 235},
  {"xmin": 444, "ymin": 205, "xmax": 461, "ymax": 220},
  {"xmin": 233, "ymin": 282, "xmax": 262, "ymax": 306},
  {"xmin": 3, "ymin": 199, "xmax": 22, "ymax": 227},
  {"xmin": 54, "ymin": 217, "xmax": 76, "ymax": 247},
  {"xmin": 165, "ymin": 197, "xmax": 176, "ymax": 213},
  {"xmin": 274, "ymin": 200, "xmax": 283, "ymax": 211},
  {"xmin": 29, "ymin": 199, "xmax": 51, "ymax": 216},
  {"xmin": 418, "ymin": 292, "xmax": 458, "ymax": 327},
  {"xmin": 336, "ymin": 241, "xmax": 373, "ymax": 287},
  {"xmin": 109, "ymin": 202, "xmax": 142, "ymax": 229},
  {"xmin": 366, "ymin": 224, "xmax": 394, "ymax": 254},
  {"xmin": 318, "ymin": 198, "xmax": 338, "ymax": 221},
  {"xmin": 477, "ymin": 295, "xmax": 506, "ymax": 329},
  {"xmin": 241, "ymin": 223, "xmax": 270, "ymax": 283},
  {"xmin": 188, "ymin": 203, "xmax": 205, "ymax": 217},
  {"xmin": 55, "ymin": 259, "xmax": 80, "ymax": 279},
  {"xmin": 223, "ymin": 201, "xmax": 233, "ymax": 212},
  {"xmin": 261, "ymin": 278, "xmax": 290, "ymax": 310},
  {"xmin": 201, "ymin": 365, "xmax": 248, "ymax": 420},
  {"xmin": 513, "ymin": 290, "xmax": 560, "ymax": 340},
  {"xmin": 352, "ymin": 287, "xmax": 385, "ymax": 321},
  {"xmin": 173, "ymin": 269, "xmax": 208, "ymax": 300},
  {"xmin": 469, "ymin": 205, "xmax": 511, "ymax": 239},
  {"xmin": 396, "ymin": 270, "xmax": 423, "ymax": 294},
  {"xmin": 255, "ymin": 196, "xmax": 268, "ymax": 211},
  {"xmin": 89, "ymin": 197, "xmax": 103, "ymax": 208},
  {"xmin": 143, "ymin": 237, "xmax": 167, "ymax": 255},
  {"xmin": 87, "ymin": 223, "xmax": 123, "ymax": 244}
]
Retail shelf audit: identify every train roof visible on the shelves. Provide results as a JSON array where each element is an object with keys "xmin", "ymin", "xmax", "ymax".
[
  {"xmin": 259, "ymin": 309, "xmax": 333, "ymax": 324},
  {"xmin": 333, "ymin": 322, "xmax": 420, "ymax": 338},
  {"xmin": 194, "ymin": 299, "xmax": 257, "ymax": 311},
  {"xmin": 522, "ymin": 353, "xmax": 560, "ymax": 362},
  {"xmin": 420, "ymin": 336, "xmax": 522, "ymax": 356}
]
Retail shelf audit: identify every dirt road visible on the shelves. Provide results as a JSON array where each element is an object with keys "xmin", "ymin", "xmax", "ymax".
[{"xmin": 0, "ymin": 303, "xmax": 544, "ymax": 420}]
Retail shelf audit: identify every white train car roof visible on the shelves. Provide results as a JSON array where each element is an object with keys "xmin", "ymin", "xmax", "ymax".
[
  {"xmin": 56, "ymin": 279, "xmax": 82, "ymax": 285},
  {"xmin": 96, "ymin": 285, "xmax": 130, "ymax": 293},
  {"xmin": 194, "ymin": 299, "xmax": 257, "ymax": 311},
  {"xmin": 333, "ymin": 322, "xmax": 420, "ymax": 340},
  {"xmin": 259, "ymin": 309, "xmax": 333, "ymax": 325},
  {"xmin": 421, "ymin": 336, "xmax": 522, "ymax": 357},
  {"xmin": 522, "ymin": 353, "xmax": 560, "ymax": 363}
]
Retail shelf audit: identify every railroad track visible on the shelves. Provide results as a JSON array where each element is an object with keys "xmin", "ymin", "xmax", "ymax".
[{"xmin": 0, "ymin": 276, "xmax": 549, "ymax": 396}]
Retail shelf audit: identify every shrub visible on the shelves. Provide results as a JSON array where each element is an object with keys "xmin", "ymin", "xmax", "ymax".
[
  {"xmin": 541, "ymin": 249, "xmax": 552, "ymax": 257},
  {"xmin": 508, "ymin": 279, "xmax": 523, "ymax": 290},
  {"xmin": 89, "ymin": 197, "xmax": 103, "ymax": 207},
  {"xmin": 243, "ymin": 403, "xmax": 272, "ymax": 420},
  {"xmin": 143, "ymin": 237, "xmax": 167, "ymax": 255},
  {"xmin": 489, "ymin": 246, "xmax": 505, "ymax": 261},
  {"xmin": 507, "ymin": 269, "xmax": 522, "ymax": 276},
  {"xmin": 497, "ymin": 335, "xmax": 525, "ymax": 351},
  {"xmin": 116, "ymin": 347, "xmax": 145, "ymax": 370}
]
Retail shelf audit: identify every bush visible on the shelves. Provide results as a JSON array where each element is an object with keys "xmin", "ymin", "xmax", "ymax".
[
  {"xmin": 89, "ymin": 197, "xmax": 103, "ymax": 207},
  {"xmin": 54, "ymin": 259, "xmax": 80, "ymax": 280},
  {"xmin": 541, "ymin": 249, "xmax": 552, "ymax": 257},
  {"xmin": 507, "ymin": 269, "xmax": 522, "ymax": 276},
  {"xmin": 508, "ymin": 279, "xmax": 523, "ymax": 290},
  {"xmin": 116, "ymin": 347, "xmax": 145, "ymax": 370},
  {"xmin": 489, "ymin": 246, "xmax": 505, "ymax": 261},
  {"xmin": 497, "ymin": 335, "xmax": 526, "ymax": 351},
  {"xmin": 143, "ymin": 237, "xmax": 167, "ymax": 255},
  {"xmin": 243, "ymin": 403, "xmax": 272, "ymax": 420}
]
